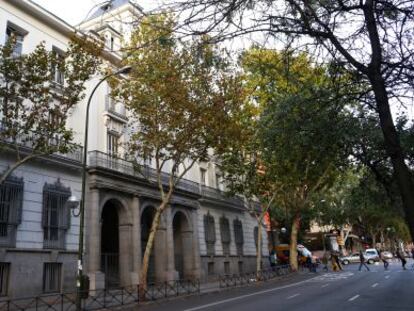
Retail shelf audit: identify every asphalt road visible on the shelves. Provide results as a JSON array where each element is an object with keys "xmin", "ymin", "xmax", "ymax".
[{"xmin": 136, "ymin": 260, "xmax": 414, "ymax": 311}]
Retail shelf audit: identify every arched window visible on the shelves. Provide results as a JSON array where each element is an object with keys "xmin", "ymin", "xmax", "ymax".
[
  {"xmin": 203, "ymin": 213, "xmax": 216, "ymax": 256},
  {"xmin": 42, "ymin": 180, "xmax": 71, "ymax": 249},
  {"xmin": 233, "ymin": 219, "xmax": 244, "ymax": 256},
  {"xmin": 220, "ymin": 216, "xmax": 231, "ymax": 256}
]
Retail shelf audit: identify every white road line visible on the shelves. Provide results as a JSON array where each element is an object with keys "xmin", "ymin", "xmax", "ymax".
[
  {"xmin": 287, "ymin": 294, "xmax": 300, "ymax": 299},
  {"xmin": 182, "ymin": 276, "xmax": 320, "ymax": 311},
  {"xmin": 348, "ymin": 295, "xmax": 360, "ymax": 302},
  {"xmin": 385, "ymin": 275, "xmax": 390, "ymax": 279},
  {"xmin": 321, "ymin": 284, "xmax": 329, "ymax": 288},
  {"xmin": 372, "ymin": 283, "xmax": 378, "ymax": 288}
]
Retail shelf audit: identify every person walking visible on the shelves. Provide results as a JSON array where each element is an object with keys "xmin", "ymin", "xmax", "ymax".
[
  {"xmin": 396, "ymin": 248, "xmax": 407, "ymax": 270},
  {"xmin": 269, "ymin": 250, "xmax": 277, "ymax": 270},
  {"xmin": 358, "ymin": 250, "xmax": 370, "ymax": 271},
  {"xmin": 379, "ymin": 249, "xmax": 389, "ymax": 270}
]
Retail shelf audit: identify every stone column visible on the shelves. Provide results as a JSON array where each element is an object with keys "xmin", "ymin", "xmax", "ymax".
[
  {"xmin": 85, "ymin": 188, "xmax": 105, "ymax": 290},
  {"xmin": 190, "ymin": 208, "xmax": 201, "ymax": 279},
  {"xmin": 130, "ymin": 196, "xmax": 141, "ymax": 285},
  {"xmin": 164, "ymin": 208, "xmax": 177, "ymax": 280},
  {"xmin": 119, "ymin": 223, "xmax": 132, "ymax": 286}
]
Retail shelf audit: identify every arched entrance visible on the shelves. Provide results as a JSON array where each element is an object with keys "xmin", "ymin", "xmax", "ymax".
[
  {"xmin": 100, "ymin": 200, "xmax": 120, "ymax": 288},
  {"xmin": 141, "ymin": 207, "xmax": 156, "ymax": 283},
  {"xmin": 173, "ymin": 211, "xmax": 193, "ymax": 279}
]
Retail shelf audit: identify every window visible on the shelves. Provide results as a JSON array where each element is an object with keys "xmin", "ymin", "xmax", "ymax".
[
  {"xmin": 238, "ymin": 261, "xmax": 243, "ymax": 274},
  {"xmin": 200, "ymin": 168, "xmax": 206, "ymax": 185},
  {"xmin": 5, "ymin": 22, "xmax": 27, "ymax": 57},
  {"xmin": 220, "ymin": 216, "xmax": 231, "ymax": 256},
  {"xmin": 233, "ymin": 219, "xmax": 244, "ymax": 256},
  {"xmin": 224, "ymin": 262, "xmax": 230, "ymax": 275},
  {"xmin": 215, "ymin": 174, "xmax": 222, "ymax": 190},
  {"xmin": 42, "ymin": 180, "xmax": 71, "ymax": 249},
  {"xmin": 0, "ymin": 176, "xmax": 23, "ymax": 247},
  {"xmin": 0, "ymin": 263, "xmax": 10, "ymax": 296},
  {"xmin": 43, "ymin": 263, "xmax": 62, "ymax": 293},
  {"xmin": 51, "ymin": 47, "xmax": 65, "ymax": 86},
  {"xmin": 107, "ymin": 132, "xmax": 119, "ymax": 156},
  {"xmin": 207, "ymin": 262, "xmax": 214, "ymax": 276},
  {"xmin": 203, "ymin": 213, "xmax": 216, "ymax": 256}
]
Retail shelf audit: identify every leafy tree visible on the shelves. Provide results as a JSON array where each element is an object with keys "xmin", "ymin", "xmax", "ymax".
[
  {"xmin": 0, "ymin": 36, "xmax": 101, "ymax": 183},
  {"xmin": 241, "ymin": 48, "xmax": 350, "ymax": 270},
  {"xmin": 173, "ymin": 0, "xmax": 414, "ymax": 242},
  {"xmin": 113, "ymin": 14, "xmax": 243, "ymax": 289}
]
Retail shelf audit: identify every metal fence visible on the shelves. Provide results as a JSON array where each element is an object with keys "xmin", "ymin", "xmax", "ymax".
[
  {"xmin": 0, "ymin": 280, "xmax": 200, "ymax": 311},
  {"xmin": 219, "ymin": 264, "xmax": 292, "ymax": 288}
]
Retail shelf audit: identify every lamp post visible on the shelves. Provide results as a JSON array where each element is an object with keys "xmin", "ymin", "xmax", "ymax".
[{"xmin": 76, "ymin": 66, "xmax": 131, "ymax": 310}]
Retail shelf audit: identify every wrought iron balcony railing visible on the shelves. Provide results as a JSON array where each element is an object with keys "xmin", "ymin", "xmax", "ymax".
[
  {"xmin": 0, "ymin": 121, "xmax": 83, "ymax": 163},
  {"xmin": 88, "ymin": 150, "xmax": 243, "ymax": 205}
]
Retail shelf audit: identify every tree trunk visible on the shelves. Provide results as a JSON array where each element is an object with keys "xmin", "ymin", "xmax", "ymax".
[
  {"xmin": 140, "ymin": 208, "xmax": 162, "ymax": 294},
  {"xmin": 289, "ymin": 214, "xmax": 300, "ymax": 271},
  {"xmin": 256, "ymin": 219, "xmax": 262, "ymax": 276},
  {"xmin": 369, "ymin": 74, "xmax": 414, "ymax": 240}
]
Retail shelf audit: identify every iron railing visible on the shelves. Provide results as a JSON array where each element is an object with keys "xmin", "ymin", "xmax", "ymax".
[
  {"xmin": 219, "ymin": 264, "xmax": 292, "ymax": 288},
  {"xmin": 104, "ymin": 96, "xmax": 127, "ymax": 121},
  {"xmin": 0, "ymin": 122, "xmax": 83, "ymax": 163},
  {"xmin": 0, "ymin": 280, "xmax": 200, "ymax": 311},
  {"xmin": 88, "ymin": 150, "xmax": 244, "ymax": 204}
]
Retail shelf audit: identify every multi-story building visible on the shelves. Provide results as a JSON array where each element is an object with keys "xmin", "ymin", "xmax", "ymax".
[{"xmin": 0, "ymin": 0, "xmax": 268, "ymax": 298}]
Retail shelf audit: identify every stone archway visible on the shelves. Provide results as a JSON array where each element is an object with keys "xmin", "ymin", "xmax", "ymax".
[
  {"xmin": 173, "ymin": 211, "xmax": 193, "ymax": 279},
  {"xmin": 100, "ymin": 200, "xmax": 120, "ymax": 288},
  {"xmin": 141, "ymin": 206, "xmax": 157, "ymax": 283}
]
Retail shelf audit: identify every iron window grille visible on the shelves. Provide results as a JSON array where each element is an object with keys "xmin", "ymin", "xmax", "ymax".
[
  {"xmin": 0, "ymin": 263, "xmax": 10, "ymax": 296},
  {"xmin": 43, "ymin": 263, "xmax": 62, "ymax": 293},
  {"xmin": 233, "ymin": 219, "xmax": 244, "ymax": 256},
  {"xmin": 203, "ymin": 213, "xmax": 216, "ymax": 256},
  {"xmin": 42, "ymin": 180, "xmax": 71, "ymax": 249},
  {"xmin": 0, "ymin": 175, "xmax": 23, "ymax": 247},
  {"xmin": 219, "ymin": 216, "xmax": 231, "ymax": 256}
]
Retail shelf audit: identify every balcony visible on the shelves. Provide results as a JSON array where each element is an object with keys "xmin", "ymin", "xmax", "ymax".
[
  {"xmin": 88, "ymin": 150, "xmax": 244, "ymax": 205},
  {"xmin": 0, "ymin": 122, "xmax": 83, "ymax": 163},
  {"xmin": 105, "ymin": 95, "xmax": 128, "ymax": 122}
]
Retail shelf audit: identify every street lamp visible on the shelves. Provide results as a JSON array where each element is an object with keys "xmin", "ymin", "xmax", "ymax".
[{"xmin": 76, "ymin": 66, "xmax": 131, "ymax": 309}]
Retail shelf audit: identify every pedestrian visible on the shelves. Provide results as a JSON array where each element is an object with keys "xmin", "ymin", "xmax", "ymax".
[
  {"xmin": 358, "ymin": 250, "xmax": 370, "ymax": 271},
  {"xmin": 322, "ymin": 252, "xmax": 329, "ymax": 272},
  {"xmin": 269, "ymin": 250, "xmax": 277, "ymax": 270},
  {"xmin": 396, "ymin": 248, "xmax": 407, "ymax": 270},
  {"xmin": 331, "ymin": 253, "xmax": 339, "ymax": 272},
  {"xmin": 334, "ymin": 251, "xmax": 343, "ymax": 271},
  {"xmin": 379, "ymin": 249, "xmax": 389, "ymax": 270}
]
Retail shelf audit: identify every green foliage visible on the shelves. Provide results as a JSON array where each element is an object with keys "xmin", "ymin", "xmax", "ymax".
[
  {"xmin": 0, "ymin": 35, "xmax": 101, "ymax": 171},
  {"xmin": 115, "ymin": 14, "xmax": 243, "ymax": 183}
]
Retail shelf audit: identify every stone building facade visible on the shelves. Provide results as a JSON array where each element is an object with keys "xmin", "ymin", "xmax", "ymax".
[{"xmin": 0, "ymin": 0, "xmax": 268, "ymax": 298}]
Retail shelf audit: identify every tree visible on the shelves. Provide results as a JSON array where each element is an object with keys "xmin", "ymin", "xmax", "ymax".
[
  {"xmin": 113, "ymin": 14, "xmax": 243, "ymax": 290},
  {"xmin": 172, "ymin": 0, "xmax": 414, "ymax": 241},
  {"xmin": 0, "ymin": 36, "xmax": 101, "ymax": 183},
  {"xmin": 241, "ymin": 48, "xmax": 350, "ymax": 270}
]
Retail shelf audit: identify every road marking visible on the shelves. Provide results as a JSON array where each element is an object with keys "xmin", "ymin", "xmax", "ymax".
[
  {"xmin": 287, "ymin": 294, "xmax": 300, "ymax": 299},
  {"xmin": 385, "ymin": 275, "xmax": 390, "ymax": 279},
  {"xmin": 182, "ymin": 275, "xmax": 321, "ymax": 311},
  {"xmin": 372, "ymin": 283, "xmax": 378, "ymax": 288},
  {"xmin": 348, "ymin": 295, "xmax": 360, "ymax": 302},
  {"xmin": 321, "ymin": 284, "xmax": 329, "ymax": 288}
]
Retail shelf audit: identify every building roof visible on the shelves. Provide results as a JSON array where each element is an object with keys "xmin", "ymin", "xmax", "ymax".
[{"xmin": 86, "ymin": 0, "xmax": 143, "ymax": 21}]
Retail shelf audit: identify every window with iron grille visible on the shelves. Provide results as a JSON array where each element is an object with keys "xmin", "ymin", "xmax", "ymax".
[
  {"xmin": 233, "ymin": 219, "xmax": 244, "ymax": 256},
  {"xmin": 203, "ymin": 213, "xmax": 216, "ymax": 256},
  {"xmin": 42, "ymin": 180, "xmax": 71, "ymax": 249},
  {"xmin": 0, "ymin": 176, "xmax": 23, "ymax": 247},
  {"xmin": 0, "ymin": 263, "xmax": 10, "ymax": 296},
  {"xmin": 224, "ymin": 261, "xmax": 230, "ymax": 275},
  {"xmin": 43, "ymin": 263, "xmax": 62, "ymax": 293},
  {"xmin": 207, "ymin": 262, "xmax": 214, "ymax": 276},
  {"xmin": 220, "ymin": 216, "xmax": 231, "ymax": 256}
]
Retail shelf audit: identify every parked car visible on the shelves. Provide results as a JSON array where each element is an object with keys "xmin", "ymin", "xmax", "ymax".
[{"xmin": 340, "ymin": 249, "xmax": 380, "ymax": 265}]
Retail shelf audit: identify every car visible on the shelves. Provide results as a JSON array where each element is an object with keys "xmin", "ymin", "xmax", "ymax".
[
  {"xmin": 364, "ymin": 248, "xmax": 380, "ymax": 264},
  {"xmin": 340, "ymin": 253, "xmax": 361, "ymax": 265}
]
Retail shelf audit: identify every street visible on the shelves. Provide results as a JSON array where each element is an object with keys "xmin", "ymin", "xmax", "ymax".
[{"xmin": 137, "ymin": 261, "xmax": 414, "ymax": 311}]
